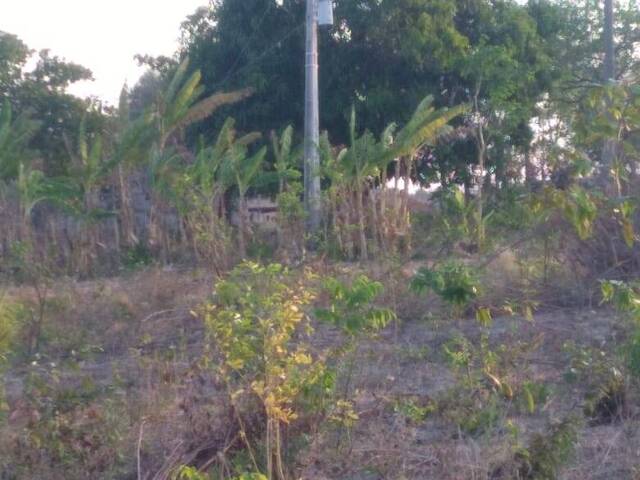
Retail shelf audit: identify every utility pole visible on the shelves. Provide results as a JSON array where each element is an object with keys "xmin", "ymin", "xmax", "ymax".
[
  {"xmin": 600, "ymin": 0, "xmax": 617, "ymax": 191},
  {"xmin": 304, "ymin": 0, "xmax": 332, "ymax": 240},
  {"xmin": 603, "ymin": 0, "xmax": 616, "ymax": 83},
  {"xmin": 304, "ymin": 0, "xmax": 321, "ymax": 238}
]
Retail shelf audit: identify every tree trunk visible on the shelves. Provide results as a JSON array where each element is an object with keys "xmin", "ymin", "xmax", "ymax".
[
  {"xmin": 238, "ymin": 194, "xmax": 248, "ymax": 259},
  {"xmin": 474, "ymin": 82, "xmax": 486, "ymax": 251},
  {"xmin": 379, "ymin": 169, "xmax": 388, "ymax": 251},
  {"xmin": 118, "ymin": 165, "xmax": 135, "ymax": 247},
  {"xmin": 355, "ymin": 183, "xmax": 368, "ymax": 260},
  {"xmin": 368, "ymin": 184, "xmax": 380, "ymax": 254},
  {"xmin": 600, "ymin": 0, "xmax": 618, "ymax": 190},
  {"xmin": 524, "ymin": 148, "xmax": 537, "ymax": 187},
  {"xmin": 603, "ymin": 0, "xmax": 615, "ymax": 83}
]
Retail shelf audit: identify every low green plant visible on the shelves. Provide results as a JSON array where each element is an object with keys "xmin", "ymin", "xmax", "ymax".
[
  {"xmin": 315, "ymin": 274, "xmax": 395, "ymax": 448},
  {"xmin": 600, "ymin": 279, "xmax": 640, "ymax": 370},
  {"xmin": 0, "ymin": 298, "xmax": 21, "ymax": 416},
  {"xmin": 517, "ymin": 381, "xmax": 551, "ymax": 415},
  {"xmin": 4, "ymin": 362, "xmax": 131, "ymax": 479},
  {"xmin": 203, "ymin": 262, "xmax": 326, "ymax": 480},
  {"xmin": 5, "ymin": 241, "xmax": 53, "ymax": 355},
  {"xmin": 315, "ymin": 275, "xmax": 396, "ymax": 336},
  {"xmin": 121, "ymin": 242, "xmax": 154, "ymax": 270},
  {"xmin": 514, "ymin": 417, "xmax": 579, "ymax": 479},
  {"xmin": 411, "ymin": 261, "xmax": 479, "ymax": 314},
  {"xmin": 436, "ymin": 384, "xmax": 501, "ymax": 437},
  {"xmin": 563, "ymin": 341, "xmax": 626, "ymax": 424},
  {"xmin": 0, "ymin": 298, "xmax": 20, "ymax": 362},
  {"xmin": 393, "ymin": 396, "xmax": 435, "ymax": 425},
  {"xmin": 173, "ymin": 466, "xmax": 267, "ymax": 480}
]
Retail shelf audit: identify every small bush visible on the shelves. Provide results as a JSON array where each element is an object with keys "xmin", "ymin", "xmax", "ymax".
[
  {"xmin": 203, "ymin": 262, "xmax": 327, "ymax": 479},
  {"xmin": 514, "ymin": 418, "xmax": 579, "ymax": 480},
  {"xmin": 315, "ymin": 275, "xmax": 396, "ymax": 336},
  {"xmin": 411, "ymin": 261, "xmax": 479, "ymax": 310}
]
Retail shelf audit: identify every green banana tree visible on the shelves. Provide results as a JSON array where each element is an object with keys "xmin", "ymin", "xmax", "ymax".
[
  {"xmin": 383, "ymin": 96, "xmax": 468, "ymax": 251},
  {"xmin": 271, "ymin": 125, "xmax": 303, "ymax": 251},
  {"xmin": 0, "ymin": 100, "xmax": 38, "ymax": 182},
  {"xmin": 336, "ymin": 106, "xmax": 386, "ymax": 259},
  {"xmin": 155, "ymin": 58, "xmax": 254, "ymax": 151},
  {"xmin": 271, "ymin": 125, "xmax": 301, "ymax": 196},
  {"xmin": 144, "ymin": 59, "xmax": 254, "ymax": 261},
  {"xmin": 322, "ymin": 97, "xmax": 467, "ymax": 259},
  {"xmin": 176, "ymin": 119, "xmax": 238, "ymax": 271},
  {"xmin": 63, "ymin": 116, "xmax": 117, "ymax": 274},
  {"xmin": 220, "ymin": 133, "xmax": 267, "ymax": 259}
]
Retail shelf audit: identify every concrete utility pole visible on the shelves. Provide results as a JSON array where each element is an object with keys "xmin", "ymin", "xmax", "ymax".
[
  {"xmin": 304, "ymin": 0, "xmax": 331, "ymax": 239},
  {"xmin": 600, "ymin": 0, "xmax": 618, "ymax": 189},
  {"xmin": 603, "ymin": 0, "xmax": 616, "ymax": 83}
]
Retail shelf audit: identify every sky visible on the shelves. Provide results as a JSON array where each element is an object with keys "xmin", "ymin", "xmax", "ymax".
[{"xmin": 1, "ymin": 0, "xmax": 209, "ymax": 105}]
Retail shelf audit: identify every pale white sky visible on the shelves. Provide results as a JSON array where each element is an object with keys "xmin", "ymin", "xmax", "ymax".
[{"xmin": 1, "ymin": 0, "xmax": 208, "ymax": 105}]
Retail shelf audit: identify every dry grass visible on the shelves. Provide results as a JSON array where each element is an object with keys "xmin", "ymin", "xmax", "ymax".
[{"xmin": 2, "ymin": 261, "xmax": 640, "ymax": 479}]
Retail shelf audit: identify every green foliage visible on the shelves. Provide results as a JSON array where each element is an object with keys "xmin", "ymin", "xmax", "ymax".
[
  {"xmin": 4, "ymin": 363, "xmax": 131, "ymax": 479},
  {"xmin": 600, "ymin": 280, "xmax": 640, "ymax": 380},
  {"xmin": 121, "ymin": 243, "xmax": 154, "ymax": 270},
  {"xmin": 174, "ymin": 466, "xmax": 267, "ymax": 480},
  {"xmin": 0, "ymin": 100, "xmax": 38, "ymax": 181},
  {"xmin": 393, "ymin": 396, "xmax": 435, "ymax": 425},
  {"xmin": 411, "ymin": 261, "xmax": 479, "ymax": 308},
  {"xmin": 203, "ymin": 262, "xmax": 327, "ymax": 478},
  {"xmin": 382, "ymin": 96, "xmax": 468, "ymax": 163},
  {"xmin": 315, "ymin": 275, "xmax": 396, "ymax": 336},
  {"xmin": 517, "ymin": 381, "xmax": 550, "ymax": 416},
  {"xmin": 601, "ymin": 280, "xmax": 640, "ymax": 319},
  {"xmin": 437, "ymin": 384, "xmax": 501, "ymax": 437},
  {"xmin": 154, "ymin": 57, "xmax": 254, "ymax": 150},
  {"xmin": 515, "ymin": 418, "xmax": 579, "ymax": 480},
  {"xmin": 173, "ymin": 466, "xmax": 209, "ymax": 480},
  {"xmin": 563, "ymin": 339, "xmax": 627, "ymax": 424},
  {"xmin": 205, "ymin": 262, "xmax": 320, "ymax": 413},
  {"xmin": 558, "ymin": 187, "xmax": 598, "ymax": 241},
  {"xmin": 0, "ymin": 298, "xmax": 21, "ymax": 363},
  {"xmin": 0, "ymin": 298, "xmax": 22, "ymax": 417}
]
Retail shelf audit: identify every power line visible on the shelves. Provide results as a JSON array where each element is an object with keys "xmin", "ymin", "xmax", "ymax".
[{"xmin": 210, "ymin": 22, "xmax": 305, "ymax": 91}]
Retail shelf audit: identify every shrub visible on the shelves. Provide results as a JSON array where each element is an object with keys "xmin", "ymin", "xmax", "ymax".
[
  {"xmin": 3, "ymin": 364, "xmax": 131, "ymax": 479},
  {"xmin": 411, "ymin": 261, "xmax": 479, "ymax": 310},
  {"xmin": 315, "ymin": 275, "xmax": 396, "ymax": 336},
  {"xmin": 203, "ymin": 262, "xmax": 327, "ymax": 479},
  {"xmin": 514, "ymin": 418, "xmax": 579, "ymax": 480}
]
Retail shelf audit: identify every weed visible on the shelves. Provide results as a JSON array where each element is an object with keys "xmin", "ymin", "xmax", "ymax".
[
  {"xmin": 203, "ymin": 262, "xmax": 326, "ymax": 479},
  {"xmin": 563, "ymin": 341, "xmax": 628, "ymax": 424},
  {"xmin": 411, "ymin": 261, "xmax": 479, "ymax": 314},
  {"xmin": 393, "ymin": 396, "xmax": 435, "ymax": 425},
  {"xmin": 514, "ymin": 417, "xmax": 579, "ymax": 480},
  {"xmin": 121, "ymin": 242, "xmax": 154, "ymax": 270},
  {"xmin": 315, "ymin": 275, "xmax": 396, "ymax": 336}
]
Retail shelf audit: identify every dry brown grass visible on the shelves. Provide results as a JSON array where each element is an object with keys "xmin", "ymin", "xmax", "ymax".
[{"xmin": 2, "ymin": 261, "xmax": 640, "ymax": 479}]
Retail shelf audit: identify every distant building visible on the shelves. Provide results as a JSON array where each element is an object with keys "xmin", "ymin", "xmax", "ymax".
[{"xmin": 231, "ymin": 196, "xmax": 279, "ymax": 227}]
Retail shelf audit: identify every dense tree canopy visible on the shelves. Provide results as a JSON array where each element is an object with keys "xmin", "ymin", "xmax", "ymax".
[
  {"xmin": 0, "ymin": 32, "xmax": 103, "ymax": 175},
  {"xmin": 169, "ymin": 0, "xmax": 638, "ymax": 189}
]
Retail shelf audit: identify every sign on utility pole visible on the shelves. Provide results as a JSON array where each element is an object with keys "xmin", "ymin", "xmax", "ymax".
[{"xmin": 304, "ymin": 0, "xmax": 333, "ymax": 241}]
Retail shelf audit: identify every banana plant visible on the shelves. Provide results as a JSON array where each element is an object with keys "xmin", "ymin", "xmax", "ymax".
[
  {"xmin": 271, "ymin": 125, "xmax": 302, "ymax": 195},
  {"xmin": 220, "ymin": 135, "xmax": 267, "ymax": 259},
  {"xmin": 270, "ymin": 125, "xmax": 303, "ymax": 251},
  {"xmin": 336, "ymin": 107, "xmax": 385, "ymax": 259},
  {"xmin": 155, "ymin": 58, "xmax": 254, "ymax": 151},
  {"xmin": 63, "ymin": 116, "xmax": 114, "ymax": 223},
  {"xmin": 0, "ymin": 101, "xmax": 38, "ymax": 183},
  {"xmin": 142, "ymin": 59, "xmax": 255, "ymax": 260},
  {"xmin": 385, "ymin": 96, "xmax": 468, "ymax": 162},
  {"xmin": 173, "ymin": 117, "xmax": 264, "ymax": 262}
]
